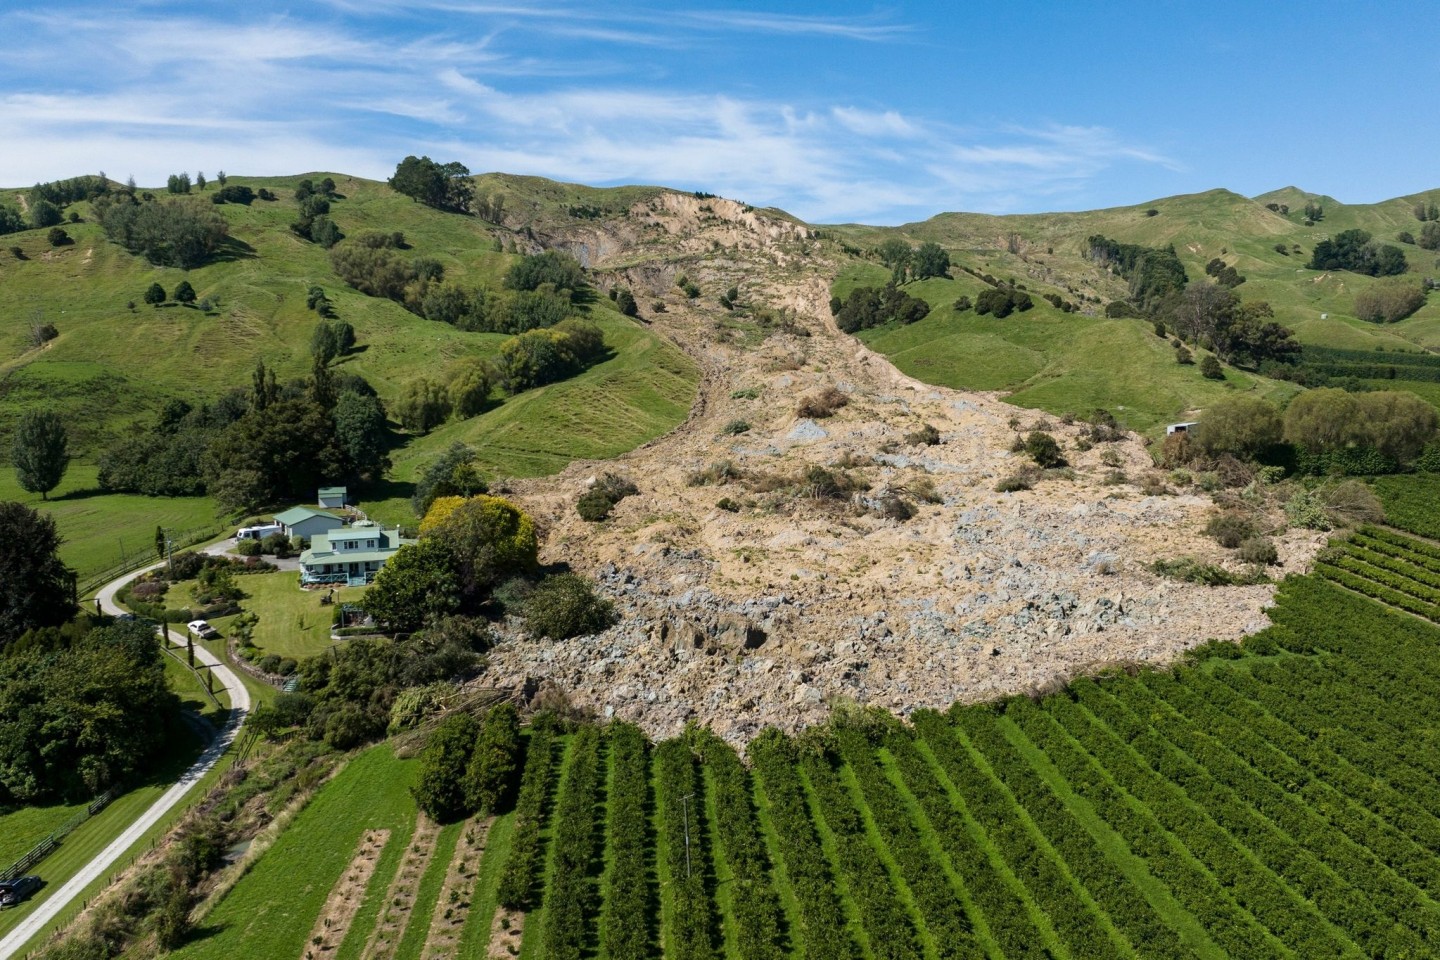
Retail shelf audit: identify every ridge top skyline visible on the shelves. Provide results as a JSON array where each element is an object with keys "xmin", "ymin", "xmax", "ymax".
[{"xmin": 1, "ymin": 1, "xmax": 1435, "ymax": 225}]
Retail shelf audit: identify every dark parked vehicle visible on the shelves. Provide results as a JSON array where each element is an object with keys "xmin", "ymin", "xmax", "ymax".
[{"xmin": 0, "ymin": 875, "xmax": 42, "ymax": 908}]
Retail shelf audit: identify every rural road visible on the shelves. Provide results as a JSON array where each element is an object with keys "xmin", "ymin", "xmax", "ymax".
[{"xmin": 0, "ymin": 557, "xmax": 253, "ymax": 960}]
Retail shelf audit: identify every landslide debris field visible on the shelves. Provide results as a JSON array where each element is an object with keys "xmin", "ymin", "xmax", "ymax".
[{"xmin": 487, "ymin": 193, "xmax": 1321, "ymax": 742}]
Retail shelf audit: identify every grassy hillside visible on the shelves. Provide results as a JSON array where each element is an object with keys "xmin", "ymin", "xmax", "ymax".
[
  {"xmin": 836, "ymin": 263, "xmax": 1296, "ymax": 432},
  {"xmin": 0, "ymin": 173, "xmax": 698, "ymax": 526},
  {"xmin": 831, "ymin": 187, "xmax": 1440, "ymax": 428}
]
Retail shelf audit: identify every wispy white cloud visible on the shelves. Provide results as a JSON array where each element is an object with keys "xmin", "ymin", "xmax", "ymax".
[
  {"xmin": 677, "ymin": 9, "xmax": 912, "ymax": 41},
  {"xmin": 831, "ymin": 106, "xmax": 921, "ymax": 139},
  {"xmin": 314, "ymin": 1, "xmax": 912, "ymax": 44}
]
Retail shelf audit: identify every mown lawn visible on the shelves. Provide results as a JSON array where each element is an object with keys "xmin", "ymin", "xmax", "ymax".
[{"xmin": 209, "ymin": 570, "xmax": 368, "ymax": 661}]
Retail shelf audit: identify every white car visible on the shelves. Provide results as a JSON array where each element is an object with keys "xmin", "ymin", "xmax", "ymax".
[{"xmin": 187, "ymin": 619, "xmax": 219, "ymax": 639}]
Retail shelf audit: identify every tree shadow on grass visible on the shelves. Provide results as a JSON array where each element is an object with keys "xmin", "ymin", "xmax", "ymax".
[
  {"xmin": 209, "ymin": 236, "xmax": 257, "ymax": 263},
  {"xmin": 47, "ymin": 486, "xmax": 115, "ymax": 503},
  {"xmin": 361, "ymin": 476, "xmax": 416, "ymax": 511}
]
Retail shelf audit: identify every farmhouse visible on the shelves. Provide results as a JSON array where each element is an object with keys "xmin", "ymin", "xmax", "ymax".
[
  {"xmin": 275, "ymin": 506, "xmax": 345, "ymax": 541},
  {"xmin": 298, "ymin": 521, "xmax": 414, "ymax": 586}
]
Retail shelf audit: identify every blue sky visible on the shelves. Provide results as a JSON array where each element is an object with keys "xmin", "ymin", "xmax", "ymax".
[{"xmin": 0, "ymin": 1, "xmax": 1435, "ymax": 224}]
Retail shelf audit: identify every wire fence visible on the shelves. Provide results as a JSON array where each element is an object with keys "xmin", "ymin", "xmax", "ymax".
[
  {"xmin": 0, "ymin": 787, "xmax": 121, "ymax": 883},
  {"xmin": 77, "ymin": 524, "xmax": 225, "ymax": 599}
]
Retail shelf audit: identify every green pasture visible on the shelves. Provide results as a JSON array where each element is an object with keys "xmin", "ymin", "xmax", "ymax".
[{"xmin": 0, "ymin": 467, "xmax": 222, "ymax": 588}]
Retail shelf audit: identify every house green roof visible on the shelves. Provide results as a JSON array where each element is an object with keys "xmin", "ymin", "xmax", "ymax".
[
  {"xmin": 300, "ymin": 547, "xmax": 404, "ymax": 566},
  {"xmin": 300, "ymin": 527, "xmax": 414, "ymax": 567},
  {"xmin": 319, "ymin": 486, "xmax": 347, "ymax": 497},
  {"xmin": 276, "ymin": 506, "xmax": 339, "ymax": 526}
]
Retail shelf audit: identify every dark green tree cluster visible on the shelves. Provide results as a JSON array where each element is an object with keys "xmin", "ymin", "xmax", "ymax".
[
  {"xmin": 1414, "ymin": 201, "xmax": 1440, "ymax": 222},
  {"xmin": 974, "ymin": 287, "xmax": 1034, "ymax": 318},
  {"xmin": 875, "ymin": 237, "xmax": 911, "ymax": 269},
  {"xmin": 0, "ymin": 204, "xmax": 26, "ymax": 235},
  {"xmin": 1086, "ymin": 235, "xmax": 1188, "ymax": 312},
  {"xmin": 610, "ymin": 286, "xmax": 638, "ymax": 317},
  {"xmin": 388, "ymin": 156, "xmax": 474, "ymax": 213},
  {"xmin": 1308, "ymin": 229, "xmax": 1407, "ymax": 276},
  {"xmin": 202, "ymin": 363, "xmax": 390, "ymax": 510},
  {"xmin": 1042, "ymin": 292, "xmax": 1079, "ymax": 312},
  {"xmin": 832, "ymin": 283, "xmax": 931, "ymax": 333},
  {"xmin": 291, "ymin": 178, "xmax": 342, "ymax": 246},
  {"xmin": 307, "ymin": 284, "xmax": 336, "ymax": 318},
  {"xmin": 0, "ymin": 619, "xmax": 175, "ymax": 804},
  {"xmin": 872, "ymin": 239, "xmax": 949, "ymax": 282},
  {"xmin": 11, "ymin": 409, "xmax": 70, "ymax": 500},
  {"xmin": 411, "ymin": 442, "xmax": 489, "ymax": 516},
  {"xmin": 389, "ymin": 316, "xmax": 605, "ymax": 433},
  {"xmin": 1204, "ymin": 257, "xmax": 1246, "ymax": 288},
  {"xmin": 29, "ymin": 199, "xmax": 63, "ymax": 229},
  {"xmin": 93, "ymin": 193, "xmax": 230, "ymax": 268},
  {"xmin": 505, "ymin": 249, "xmax": 585, "ymax": 292},
  {"xmin": 99, "ymin": 363, "xmax": 389, "ymax": 507},
  {"xmin": 209, "ymin": 184, "xmax": 254, "ymax": 205},
  {"xmin": 364, "ymin": 494, "xmax": 537, "ymax": 632},
  {"xmin": 31, "ymin": 175, "xmax": 108, "ymax": 208},
  {"xmin": 492, "ymin": 318, "xmax": 607, "ymax": 393},
  {"xmin": 310, "ymin": 317, "xmax": 356, "ymax": 364},
  {"xmin": 329, "ymin": 241, "xmax": 442, "ymax": 307},
  {"xmin": 1418, "ymin": 222, "xmax": 1440, "ymax": 250},
  {"xmin": 166, "ymin": 173, "xmax": 192, "ymax": 194},
  {"xmin": 1302, "ymin": 200, "xmax": 1324, "ymax": 222},
  {"xmin": 0, "ymin": 502, "xmax": 75, "ymax": 648},
  {"xmin": 335, "ymin": 243, "xmax": 591, "ymax": 336},
  {"xmin": 1167, "ymin": 285, "xmax": 1299, "ymax": 368},
  {"xmin": 394, "ymin": 378, "xmax": 452, "ymax": 433},
  {"xmin": 912, "ymin": 241, "xmax": 951, "ymax": 280},
  {"xmin": 98, "ymin": 396, "xmax": 245, "ymax": 497}
]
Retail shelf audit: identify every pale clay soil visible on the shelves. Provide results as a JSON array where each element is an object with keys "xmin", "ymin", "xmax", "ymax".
[{"xmin": 478, "ymin": 194, "xmax": 1322, "ymax": 746}]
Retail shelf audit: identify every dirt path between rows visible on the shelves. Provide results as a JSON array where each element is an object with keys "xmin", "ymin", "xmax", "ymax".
[
  {"xmin": 359, "ymin": 816, "xmax": 442, "ymax": 960},
  {"xmin": 485, "ymin": 904, "xmax": 523, "ymax": 959},
  {"xmin": 302, "ymin": 830, "xmax": 390, "ymax": 960},
  {"xmin": 419, "ymin": 816, "xmax": 492, "ymax": 960}
]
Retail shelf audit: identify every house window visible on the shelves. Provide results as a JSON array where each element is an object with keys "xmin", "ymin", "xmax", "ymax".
[{"xmin": 368, "ymin": 540, "xmax": 376, "ymax": 548}]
